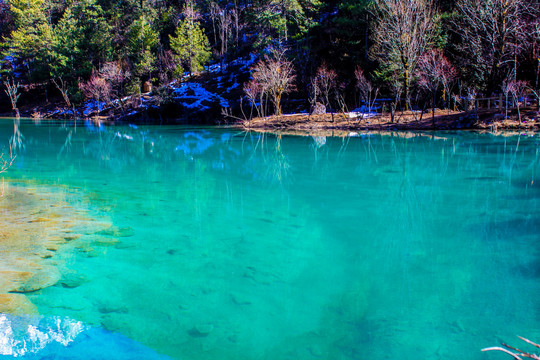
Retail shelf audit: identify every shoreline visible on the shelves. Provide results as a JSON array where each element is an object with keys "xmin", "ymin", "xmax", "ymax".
[
  {"xmin": 240, "ymin": 108, "xmax": 540, "ymax": 134},
  {"xmin": 2, "ymin": 106, "xmax": 539, "ymax": 138}
]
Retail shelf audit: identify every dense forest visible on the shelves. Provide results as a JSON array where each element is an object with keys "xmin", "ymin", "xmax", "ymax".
[{"xmin": 0, "ymin": 0, "xmax": 539, "ymax": 120}]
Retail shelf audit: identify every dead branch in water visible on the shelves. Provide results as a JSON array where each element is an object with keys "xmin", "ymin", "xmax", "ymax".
[{"xmin": 482, "ymin": 337, "xmax": 540, "ymax": 360}]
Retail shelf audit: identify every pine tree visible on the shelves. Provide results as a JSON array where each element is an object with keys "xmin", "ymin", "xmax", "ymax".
[
  {"xmin": 251, "ymin": 0, "xmax": 322, "ymax": 46},
  {"xmin": 51, "ymin": 0, "xmax": 113, "ymax": 80},
  {"xmin": 169, "ymin": 1, "xmax": 211, "ymax": 76},
  {"xmin": 127, "ymin": 15, "xmax": 158, "ymax": 81},
  {"xmin": 4, "ymin": 0, "xmax": 53, "ymax": 80}
]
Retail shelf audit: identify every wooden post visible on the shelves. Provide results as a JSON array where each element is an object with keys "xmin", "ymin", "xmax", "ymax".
[
  {"xmin": 499, "ymin": 94, "xmax": 503, "ymax": 112},
  {"xmin": 488, "ymin": 98, "xmax": 491, "ymax": 109}
]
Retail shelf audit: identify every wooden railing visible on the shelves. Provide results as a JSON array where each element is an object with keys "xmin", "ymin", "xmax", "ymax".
[
  {"xmin": 457, "ymin": 93, "xmax": 538, "ymax": 112},
  {"xmin": 357, "ymin": 92, "xmax": 539, "ymax": 114}
]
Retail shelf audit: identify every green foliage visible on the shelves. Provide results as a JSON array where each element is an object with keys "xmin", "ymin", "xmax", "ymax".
[
  {"xmin": 127, "ymin": 16, "xmax": 159, "ymax": 79},
  {"xmin": 169, "ymin": 13, "xmax": 211, "ymax": 75},
  {"xmin": 251, "ymin": 0, "xmax": 322, "ymax": 46},
  {"xmin": 2, "ymin": 0, "xmax": 539, "ymax": 114},
  {"xmin": 3, "ymin": 0, "xmax": 53, "ymax": 79},
  {"xmin": 51, "ymin": 0, "xmax": 113, "ymax": 79}
]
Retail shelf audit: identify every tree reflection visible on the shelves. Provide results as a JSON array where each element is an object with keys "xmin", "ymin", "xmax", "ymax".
[{"xmin": 0, "ymin": 118, "xmax": 23, "ymax": 196}]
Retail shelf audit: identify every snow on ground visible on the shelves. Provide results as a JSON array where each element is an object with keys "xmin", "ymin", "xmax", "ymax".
[
  {"xmin": 171, "ymin": 82, "xmax": 230, "ymax": 109},
  {"xmin": 48, "ymin": 108, "xmax": 76, "ymax": 117},
  {"xmin": 82, "ymin": 100, "xmax": 107, "ymax": 116},
  {"xmin": 226, "ymin": 82, "xmax": 239, "ymax": 93},
  {"xmin": 349, "ymin": 106, "xmax": 380, "ymax": 119},
  {"xmin": 348, "ymin": 112, "xmax": 378, "ymax": 119},
  {"xmin": 206, "ymin": 53, "xmax": 258, "ymax": 74}
]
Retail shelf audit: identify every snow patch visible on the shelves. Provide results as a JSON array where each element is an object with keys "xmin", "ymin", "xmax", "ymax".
[
  {"xmin": 82, "ymin": 100, "xmax": 107, "ymax": 116},
  {"xmin": 171, "ymin": 82, "xmax": 229, "ymax": 109}
]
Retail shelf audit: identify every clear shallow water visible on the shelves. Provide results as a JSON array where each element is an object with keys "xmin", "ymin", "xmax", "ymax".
[{"xmin": 1, "ymin": 119, "xmax": 540, "ymax": 359}]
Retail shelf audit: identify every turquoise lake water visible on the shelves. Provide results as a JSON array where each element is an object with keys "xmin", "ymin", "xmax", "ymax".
[{"xmin": 0, "ymin": 119, "xmax": 539, "ymax": 359}]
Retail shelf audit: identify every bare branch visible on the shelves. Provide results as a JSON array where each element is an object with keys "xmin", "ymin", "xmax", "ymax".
[
  {"xmin": 251, "ymin": 50, "xmax": 296, "ymax": 116},
  {"xmin": 483, "ymin": 337, "xmax": 540, "ymax": 360},
  {"xmin": 79, "ymin": 71, "xmax": 112, "ymax": 114},
  {"xmin": 482, "ymin": 347, "xmax": 524, "ymax": 360},
  {"xmin": 3, "ymin": 77, "xmax": 21, "ymax": 117},
  {"xmin": 518, "ymin": 337, "xmax": 540, "ymax": 350},
  {"xmin": 372, "ymin": 0, "xmax": 436, "ymax": 106},
  {"xmin": 52, "ymin": 77, "xmax": 72, "ymax": 109}
]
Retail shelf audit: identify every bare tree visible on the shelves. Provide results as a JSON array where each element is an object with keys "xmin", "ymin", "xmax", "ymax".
[
  {"xmin": 372, "ymin": 0, "xmax": 436, "ymax": 110},
  {"xmin": 389, "ymin": 73, "xmax": 404, "ymax": 123},
  {"xmin": 355, "ymin": 66, "xmax": 379, "ymax": 117},
  {"xmin": 3, "ymin": 77, "xmax": 21, "ymax": 118},
  {"xmin": 231, "ymin": 3, "xmax": 240, "ymax": 47},
  {"xmin": 482, "ymin": 336, "xmax": 540, "ymax": 360},
  {"xmin": 312, "ymin": 63, "xmax": 338, "ymax": 120},
  {"xmin": 209, "ymin": 2, "xmax": 219, "ymax": 45},
  {"xmin": 251, "ymin": 51, "xmax": 296, "ymax": 116},
  {"xmin": 244, "ymin": 79, "xmax": 265, "ymax": 119},
  {"xmin": 79, "ymin": 71, "xmax": 112, "ymax": 114},
  {"xmin": 417, "ymin": 48, "xmax": 458, "ymax": 123},
  {"xmin": 502, "ymin": 77, "xmax": 513, "ymax": 119},
  {"xmin": 530, "ymin": 18, "xmax": 540, "ymax": 90},
  {"xmin": 528, "ymin": 17, "xmax": 540, "ymax": 106},
  {"xmin": 455, "ymin": 0, "xmax": 531, "ymax": 92},
  {"xmin": 100, "ymin": 61, "xmax": 131, "ymax": 94},
  {"xmin": 308, "ymin": 76, "xmax": 320, "ymax": 115},
  {"xmin": 52, "ymin": 77, "xmax": 72, "ymax": 110},
  {"xmin": 507, "ymin": 79, "xmax": 528, "ymax": 122},
  {"xmin": 217, "ymin": 6, "xmax": 232, "ymax": 58}
]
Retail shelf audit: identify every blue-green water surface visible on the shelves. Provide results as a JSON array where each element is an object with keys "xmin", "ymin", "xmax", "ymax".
[{"xmin": 1, "ymin": 119, "xmax": 540, "ymax": 359}]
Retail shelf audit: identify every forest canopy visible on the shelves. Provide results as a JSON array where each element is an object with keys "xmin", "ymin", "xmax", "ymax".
[{"xmin": 0, "ymin": 0, "xmax": 539, "ymax": 116}]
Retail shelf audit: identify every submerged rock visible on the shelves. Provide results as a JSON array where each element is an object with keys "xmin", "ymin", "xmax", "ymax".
[
  {"xmin": 189, "ymin": 323, "xmax": 214, "ymax": 337},
  {"xmin": 307, "ymin": 345, "xmax": 324, "ymax": 357},
  {"xmin": 92, "ymin": 237, "xmax": 121, "ymax": 247},
  {"xmin": 0, "ymin": 270, "xmax": 34, "ymax": 293},
  {"xmin": 10, "ymin": 267, "xmax": 61, "ymax": 293},
  {"xmin": 0, "ymin": 294, "xmax": 38, "ymax": 315},
  {"xmin": 230, "ymin": 292, "xmax": 252, "ymax": 305},
  {"xmin": 59, "ymin": 272, "xmax": 88, "ymax": 289},
  {"xmin": 97, "ymin": 226, "xmax": 135, "ymax": 238}
]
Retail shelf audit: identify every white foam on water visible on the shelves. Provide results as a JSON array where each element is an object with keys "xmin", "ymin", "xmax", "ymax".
[{"xmin": 0, "ymin": 314, "xmax": 85, "ymax": 357}]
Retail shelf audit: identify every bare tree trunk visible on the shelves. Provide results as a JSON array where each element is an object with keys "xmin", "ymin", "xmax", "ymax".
[
  {"xmin": 3, "ymin": 78, "xmax": 21, "ymax": 119},
  {"xmin": 432, "ymin": 92, "xmax": 436, "ymax": 126},
  {"xmin": 405, "ymin": 66, "xmax": 410, "ymax": 111},
  {"xmin": 52, "ymin": 77, "xmax": 72, "ymax": 109}
]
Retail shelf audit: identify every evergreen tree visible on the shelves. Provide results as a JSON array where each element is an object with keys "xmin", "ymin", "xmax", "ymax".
[
  {"xmin": 127, "ymin": 15, "xmax": 159, "ymax": 83},
  {"xmin": 169, "ymin": 2, "xmax": 211, "ymax": 76},
  {"xmin": 3, "ymin": 0, "xmax": 53, "ymax": 80},
  {"xmin": 51, "ymin": 0, "xmax": 113, "ymax": 80},
  {"xmin": 250, "ymin": 0, "xmax": 322, "ymax": 46}
]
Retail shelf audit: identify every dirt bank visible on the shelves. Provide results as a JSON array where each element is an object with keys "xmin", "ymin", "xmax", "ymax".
[{"xmin": 241, "ymin": 108, "xmax": 540, "ymax": 134}]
